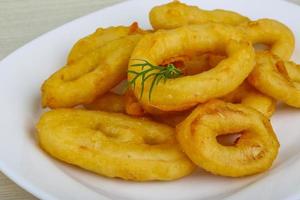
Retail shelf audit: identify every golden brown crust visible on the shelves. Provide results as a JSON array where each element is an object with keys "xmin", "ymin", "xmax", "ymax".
[
  {"xmin": 42, "ymin": 35, "xmax": 142, "ymax": 108},
  {"xmin": 68, "ymin": 22, "xmax": 145, "ymax": 63},
  {"xmin": 176, "ymin": 100, "xmax": 279, "ymax": 177},
  {"xmin": 222, "ymin": 82, "xmax": 276, "ymax": 117},
  {"xmin": 248, "ymin": 52, "xmax": 300, "ymax": 108},
  {"xmin": 240, "ymin": 19, "xmax": 295, "ymax": 60},
  {"xmin": 149, "ymin": 1, "xmax": 249, "ymax": 30},
  {"xmin": 37, "ymin": 109, "xmax": 196, "ymax": 181},
  {"xmin": 84, "ymin": 92, "xmax": 125, "ymax": 113},
  {"xmin": 128, "ymin": 24, "xmax": 255, "ymax": 111}
]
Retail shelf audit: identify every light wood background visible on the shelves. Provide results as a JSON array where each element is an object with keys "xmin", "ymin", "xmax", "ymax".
[{"xmin": 0, "ymin": 0, "xmax": 299, "ymax": 199}]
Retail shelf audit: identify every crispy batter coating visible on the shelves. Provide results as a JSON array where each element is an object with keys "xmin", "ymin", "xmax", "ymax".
[
  {"xmin": 124, "ymin": 89, "xmax": 145, "ymax": 116},
  {"xmin": 37, "ymin": 1, "xmax": 296, "ymax": 180},
  {"xmin": 240, "ymin": 19, "xmax": 295, "ymax": 60},
  {"xmin": 37, "ymin": 109, "xmax": 196, "ymax": 181},
  {"xmin": 150, "ymin": 1, "xmax": 249, "ymax": 30},
  {"xmin": 151, "ymin": 1, "xmax": 294, "ymax": 59},
  {"xmin": 176, "ymin": 100, "xmax": 279, "ymax": 177},
  {"xmin": 248, "ymin": 52, "xmax": 300, "ymax": 108},
  {"xmin": 129, "ymin": 24, "xmax": 255, "ymax": 111},
  {"xmin": 68, "ymin": 22, "xmax": 144, "ymax": 63},
  {"xmin": 152, "ymin": 53, "xmax": 276, "ymax": 117},
  {"xmin": 86, "ymin": 90, "xmax": 190, "ymax": 126},
  {"xmin": 84, "ymin": 92, "xmax": 125, "ymax": 113},
  {"xmin": 222, "ymin": 82, "xmax": 276, "ymax": 117},
  {"xmin": 42, "ymin": 34, "xmax": 142, "ymax": 108}
]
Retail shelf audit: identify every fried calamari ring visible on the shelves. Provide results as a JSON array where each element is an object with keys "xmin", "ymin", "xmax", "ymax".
[
  {"xmin": 152, "ymin": 111, "xmax": 190, "ymax": 127},
  {"xmin": 283, "ymin": 60, "xmax": 300, "ymax": 82},
  {"xmin": 85, "ymin": 89, "xmax": 147, "ymax": 116},
  {"xmin": 124, "ymin": 89, "xmax": 146, "ymax": 116},
  {"xmin": 176, "ymin": 100, "xmax": 279, "ymax": 177},
  {"xmin": 161, "ymin": 53, "xmax": 225, "ymax": 76},
  {"xmin": 149, "ymin": 1, "xmax": 249, "ymax": 30},
  {"xmin": 222, "ymin": 82, "xmax": 276, "ymax": 118},
  {"xmin": 159, "ymin": 54, "xmax": 275, "ymax": 117},
  {"xmin": 84, "ymin": 92, "xmax": 125, "ymax": 113},
  {"xmin": 37, "ymin": 109, "xmax": 195, "ymax": 181},
  {"xmin": 68, "ymin": 22, "xmax": 144, "ymax": 63},
  {"xmin": 248, "ymin": 52, "xmax": 300, "ymax": 108},
  {"xmin": 85, "ymin": 90, "xmax": 189, "ymax": 127},
  {"xmin": 240, "ymin": 19, "xmax": 295, "ymax": 60},
  {"xmin": 42, "ymin": 34, "xmax": 142, "ymax": 108},
  {"xmin": 129, "ymin": 24, "xmax": 255, "ymax": 111}
]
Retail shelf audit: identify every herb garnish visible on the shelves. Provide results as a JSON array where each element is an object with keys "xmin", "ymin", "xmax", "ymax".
[{"xmin": 128, "ymin": 59, "xmax": 182, "ymax": 100}]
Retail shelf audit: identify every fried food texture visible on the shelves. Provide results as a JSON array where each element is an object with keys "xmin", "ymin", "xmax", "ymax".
[
  {"xmin": 86, "ymin": 90, "xmax": 191, "ymax": 126},
  {"xmin": 36, "ymin": 109, "xmax": 196, "ymax": 181},
  {"xmin": 84, "ymin": 92, "xmax": 125, "ymax": 113},
  {"xmin": 248, "ymin": 52, "xmax": 300, "ymax": 108},
  {"xmin": 176, "ymin": 100, "xmax": 279, "ymax": 177},
  {"xmin": 42, "ymin": 34, "xmax": 142, "ymax": 108},
  {"xmin": 149, "ymin": 1, "xmax": 249, "ymax": 30},
  {"xmin": 240, "ymin": 19, "xmax": 295, "ymax": 60},
  {"xmin": 68, "ymin": 22, "xmax": 144, "ymax": 63},
  {"xmin": 150, "ymin": 2, "xmax": 294, "ymax": 59},
  {"xmin": 124, "ymin": 89, "xmax": 146, "ymax": 116},
  {"xmin": 222, "ymin": 82, "xmax": 276, "ymax": 117},
  {"xmin": 37, "ymin": 0, "xmax": 298, "ymax": 180},
  {"xmin": 128, "ymin": 24, "xmax": 255, "ymax": 111}
]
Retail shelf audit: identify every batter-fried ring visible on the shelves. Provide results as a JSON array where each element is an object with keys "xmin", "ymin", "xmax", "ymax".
[
  {"xmin": 123, "ymin": 90, "xmax": 192, "ymax": 127},
  {"xmin": 85, "ymin": 88, "xmax": 191, "ymax": 127},
  {"xmin": 68, "ymin": 22, "xmax": 144, "ymax": 63},
  {"xmin": 222, "ymin": 82, "xmax": 276, "ymax": 118},
  {"xmin": 124, "ymin": 89, "xmax": 146, "ymax": 116},
  {"xmin": 158, "ymin": 53, "xmax": 275, "ymax": 117},
  {"xmin": 37, "ymin": 109, "xmax": 195, "ymax": 181},
  {"xmin": 240, "ymin": 19, "xmax": 295, "ymax": 60},
  {"xmin": 85, "ymin": 92, "xmax": 125, "ymax": 113},
  {"xmin": 42, "ymin": 34, "xmax": 142, "ymax": 108},
  {"xmin": 85, "ymin": 90, "xmax": 190, "ymax": 127},
  {"xmin": 248, "ymin": 52, "xmax": 300, "ymax": 108},
  {"xmin": 149, "ymin": 1, "xmax": 249, "ymax": 30},
  {"xmin": 176, "ymin": 100, "xmax": 279, "ymax": 177},
  {"xmin": 161, "ymin": 53, "xmax": 225, "ymax": 76},
  {"xmin": 85, "ymin": 89, "xmax": 147, "ymax": 116},
  {"xmin": 128, "ymin": 24, "xmax": 255, "ymax": 111},
  {"xmin": 151, "ymin": 110, "xmax": 190, "ymax": 127}
]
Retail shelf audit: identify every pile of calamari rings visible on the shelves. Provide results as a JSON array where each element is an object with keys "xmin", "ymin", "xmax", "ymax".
[{"xmin": 38, "ymin": 0, "xmax": 300, "ymax": 180}]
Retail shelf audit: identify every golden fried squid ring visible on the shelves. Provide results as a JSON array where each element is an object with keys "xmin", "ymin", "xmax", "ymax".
[
  {"xmin": 151, "ymin": 111, "xmax": 190, "ymax": 127},
  {"xmin": 37, "ymin": 109, "xmax": 195, "ymax": 181},
  {"xmin": 86, "ymin": 90, "xmax": 190, "ymax": 127},
  {"xmin": 42, "ymin": 34, "xmax": 142, "ymax": 108},
  {"xmin": 248, "ymin": 52, "xmax": 300, "ymax": 108},
  {"xmin": 222, "ymin": 82, "xmax": 276, "ymax": 118},
  {"xmin": 176, "ymin": 100, "xmax": 279, "ymax": 177},
  {"xmin": 161, "ymin": 53, "xmax": 225, "ymax": 76},
  {"xmin": 85, "ymin": 92, "xmax": 125, "ymax": 113},
  {"xmin": 150, "ymin": 2, "xmax": 294, "ymax": 60},
  {"xmin": 239, "ymin": 19, "xmax": 295, "ymax": 60},
  {"xmin": 129, "ymin": 24, "xmax": 255, "ymax": 111},
  {"xmin": 124, "ymin": 89, "xmax": 146, "ymax": 116},
  {"xmin": 68, "ymin": 22, "xmax": 144, "ymax": 63},
  {"xmin": 153, "ymin": 53, "xmax": 275, "ymax": 117},
  {"xmin": 149, "ymin": 1, "xmax": 249, "ymax": 30},
  {"xmin": 86, "ymin": 89, "xmax": 147, "ymax": 117}
]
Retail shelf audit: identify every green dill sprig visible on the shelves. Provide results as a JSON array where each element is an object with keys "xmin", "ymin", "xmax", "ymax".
[{"xmin": 128, "ymin": 59, "xmax": 182, "ymax": 100}]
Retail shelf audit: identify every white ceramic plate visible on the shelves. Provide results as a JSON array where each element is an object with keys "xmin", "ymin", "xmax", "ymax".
[{"xmin": 1, "ymin": 0, "xmax": 300, "ymax": 199}]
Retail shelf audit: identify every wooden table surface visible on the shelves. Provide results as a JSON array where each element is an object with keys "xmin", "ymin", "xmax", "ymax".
[{"xmin": 0, "ymin": 0, "xmax": 299, "ymax": 199}]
